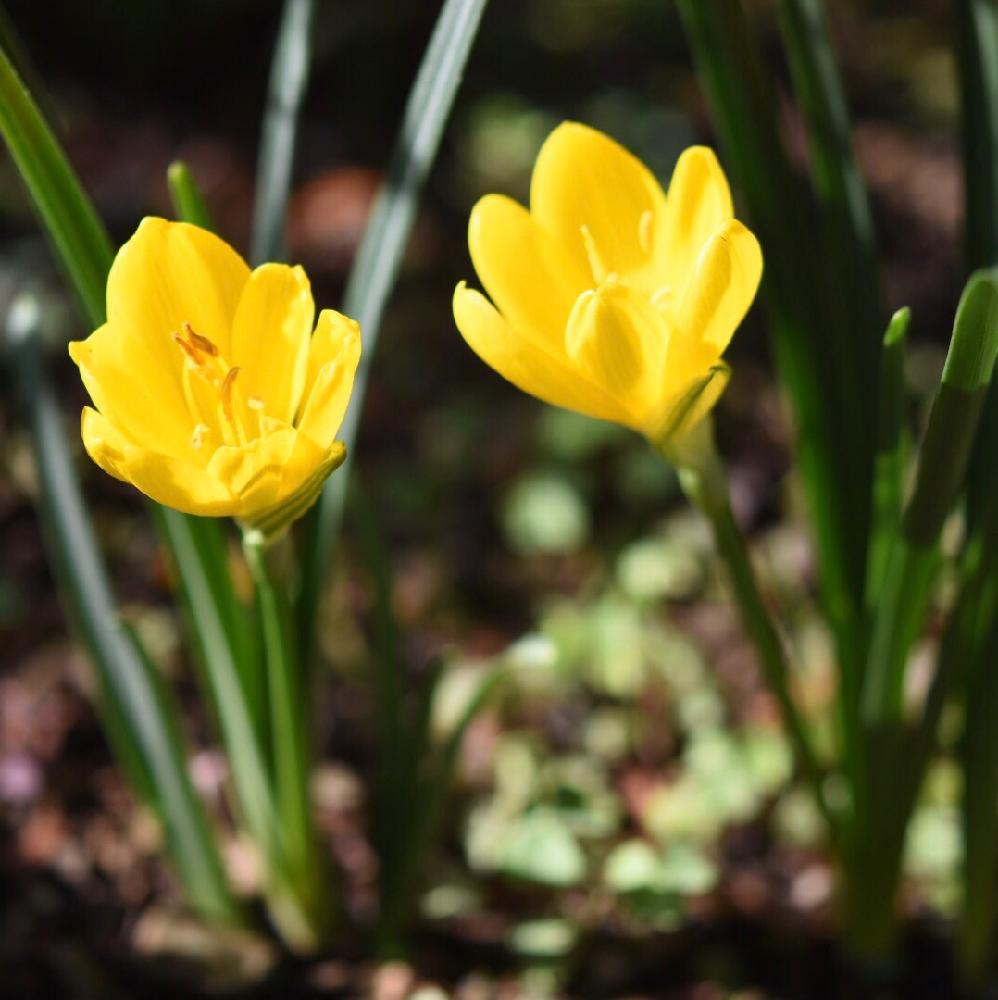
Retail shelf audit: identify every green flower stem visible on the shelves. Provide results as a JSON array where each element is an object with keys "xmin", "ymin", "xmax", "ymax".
[
  {"xmin": 242, "ymin": 529, "xmax": 332, "ymax": 953},
  {"xmin": 670, "ymin": 431, "xmax": 836, "ymax": 837}
]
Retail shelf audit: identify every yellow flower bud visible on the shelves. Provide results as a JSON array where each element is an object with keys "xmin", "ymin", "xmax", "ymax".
[
  {"xmin": 69, "ymin": 218, "xmax": 360, "ymax": 535},
  {"xmin": 452, "ymin": 122, "xmax": 762, "ymax": 452}
]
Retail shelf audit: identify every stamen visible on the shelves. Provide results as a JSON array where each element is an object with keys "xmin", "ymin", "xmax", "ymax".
[
  {"xmin": 220, "ymin": 366, "xmax": 241, "ymax": 424},
  {"xmin": 181, "ymin": 322, "xmax": 219, "ymax": 357},
  {"xmin": 247, "ymin": 396, "xmax": 265, "ymax": 411},
  {"xmin": 173, "ymin": 332, "xmax": 201, "ymax": 364},
  {"xmin": 638, "ymin": 210, "xmax": 654, "ymax": 255},
  {"xmin": 580, "ymin": 224, "xmax": 608, "ymax": 285},
  {"xmin": 191, "ymin": 423, "xmax": 210, "ymax": 449}
]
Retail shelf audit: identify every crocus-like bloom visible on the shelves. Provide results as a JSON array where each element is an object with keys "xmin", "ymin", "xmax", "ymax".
[
  {"xmin": 453, "ymin": 122, "xmax": 763, "ymax": 453},
  {"xmin": 70, "ymin": 218, "xmax": 360, "ymax": 535}
]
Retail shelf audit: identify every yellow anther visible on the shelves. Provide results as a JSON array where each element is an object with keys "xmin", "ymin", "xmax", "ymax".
[
  {"xmin": 181, "ymin": 322, "xmax": 219, "ymax": 357},
  {"xmin": 173, "ymin": 332, "xmax": 201, "ymax": 364}
]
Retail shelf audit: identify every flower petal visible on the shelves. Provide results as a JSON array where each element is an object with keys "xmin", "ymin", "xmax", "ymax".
[
  {"xmin": 453, "ymin": 282, "xmax": 631, "ymax": 425},
  {"xmin": 206, "ymin": 427, "xmax": 299, "ymax": 508},
  {"xmin": 530, "ymin": 122, "xmax": 667, "ymax": 284},
  {"xmin": 69, "ymin": 323, "xmax": 198, "ymax": 460},
  {"xmin": 675, "ymin": 219, "xmax": 763, "ymax": 355},
  {"xmin": 106, "ymin": 217, "xmax": 250, "ymax": 369},
  {"xmin": 657, "ymin": 147, "xmax": 734, "ymax": 291},
  {"xmin": 564, "ymin": 279, "xmax": 671, "ymax": 427},
  {"xmin": 296, "ymin": 309, "xmax": 361, "ymax": 449},
  {"xmin": 469, "ymin": 194, "xmax": 588, "ymax": 349},
  {"xmin": 230, "ymin": 263, "xmax": 314, "ymax": 424},
  {"xmin": 246, "ymin": 433, "xmax": 346, "ymax": 538},
  {"xmin": 281, "ymin": 434, "xmax": 346, "ymax": 503},
  {"xmin": 80, "ymin": 407, "xmax": 233, "ymax": 515}
]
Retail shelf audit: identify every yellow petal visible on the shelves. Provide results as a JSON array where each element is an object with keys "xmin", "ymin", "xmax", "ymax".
[
  {"xmin": 69, "ymin": 323, "xmax": 197, "ymax": 460},
  {"xmin": 296, "ymin": 309, "xmax": 362, "ymax": 449},
  {"xmin": 230, "ymin": 264, "xmax": 314, "ymax": 424},
  {"xmin": 80, "ymin": 407, "xmax": 233, "ymax": 515},
  {"xmin": 657, "ymin": 147, "xmax": 734, "ymax": 290},
  {"xmin": 247, "ymin": 433, "xmax": 347, "ymax": 538},
  {"xmin": 530, "ymin": 122, "xmax": 667, "ymax": 284},
  {"xmin": 469, "ymin": 193, "xmax": 589, "ymax": 348},
  {"xmin": 303, "ymin": 308, "xmax": 361, "ymax": 392},
  {"xmin": 453, "ymin": 282, "xmax": 631, "ymax": 425},
  {"xmin": 206, "ymin": 428, "xmax": 298, "ymax": 518},
  {"xmin": 106, "ymin": 217, "xmax": 250, "ymax": 370},
  {"xmin": 675, "ymin": 219, "xmax": 763, "ymax": 355},
  {"xmin": 281, "ymin": 434, "xmax": 346, "ymax": 503},
  {"xmin": 564, "ymin": 280, "xmax": 667, "ymax": 416}
]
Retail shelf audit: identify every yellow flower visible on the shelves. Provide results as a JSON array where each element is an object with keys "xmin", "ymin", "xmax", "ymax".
[
  {"xmin": 453, "ymin": 122, "xmax": 762, "ymax": 452},
  {"xmin": 69, "ymin": 218, "xmax": 360, "ymax": 535}
]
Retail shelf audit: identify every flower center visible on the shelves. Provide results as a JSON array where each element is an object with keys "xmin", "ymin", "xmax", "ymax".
[{"xmin": 173, "ymin": 322, "xmax": 264, "ymax": 450}]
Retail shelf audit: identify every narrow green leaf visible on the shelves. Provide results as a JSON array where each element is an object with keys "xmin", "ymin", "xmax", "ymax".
[
  {"xmin": 167, "ymin": 160, "xmax": 214, "ymax": 231},
  {"xmin": 904, "ymin": 270, "xmax": 998, "ymax": 544},
  {"xmin": 297, "ymin": 0, "xmax": 490, "ymax": 658},
  {"xmin": 865, "ymin": 307, "xmax": 911, "ymax": 608},
  {"xmin": 0, "ymin": 43, "xmax": 112, "ymax": 322},
  {"xmin": 251, "ymin": 0, "xmax": 314, "ymax": 264},
  {"xmin": 955, "ymin": 496, "xmax": 998, "ymax": 984},
  {"xmin": 776, "ymin": 0, "xmax": 883, "ymax": 435},
  {"xmin": 958, "ymin": 0, "xmax": 998, "ymax": 534},
  {"xmin": 346, "ymin": 482, "xmax": 405, "ymax": 937},
  {"xmin": 5, "ymin": 298, "xmax": 241, "ymax": 926}
]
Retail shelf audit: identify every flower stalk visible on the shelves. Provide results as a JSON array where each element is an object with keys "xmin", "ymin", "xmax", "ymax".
[
  {"xmin": 243, "ymin": 528, "xmax": 333, "ymax": 952},
  {"xmin": 669, "ymin": 424, "xmax": 836, "ymax": 836}
]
